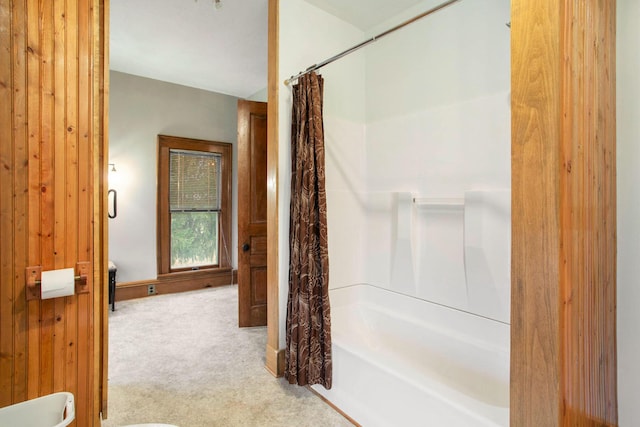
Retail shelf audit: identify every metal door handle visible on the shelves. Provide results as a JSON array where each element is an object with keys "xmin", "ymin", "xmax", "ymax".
[
  {"xmin": 242, "ymin": 243, "xmax": 250, "ymax": 252},
  {"xmin": 108, "ymin": 189, "xmax": 117, "ymax": 219}
]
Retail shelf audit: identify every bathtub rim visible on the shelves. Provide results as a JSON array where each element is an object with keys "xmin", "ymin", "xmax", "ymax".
[{"xmin": 324, "ymin": 282, "xmax": 510, "ymax": 426}]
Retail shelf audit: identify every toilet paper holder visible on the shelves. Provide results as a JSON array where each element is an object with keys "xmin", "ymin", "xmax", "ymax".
[{"xmin": 25, "ymin": 262, "xmax": 90, "ymax": 300}]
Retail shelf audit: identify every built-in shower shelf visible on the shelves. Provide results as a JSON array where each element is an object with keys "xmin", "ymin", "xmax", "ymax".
[{"xmin": 412, "ymin": 198, "xmax": 465, "ymax": 211}]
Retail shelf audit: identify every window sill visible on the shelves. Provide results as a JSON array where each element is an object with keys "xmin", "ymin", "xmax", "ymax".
[{"xmin": 158, "ymin": 267, "xmax": 233, "ymax": 280}]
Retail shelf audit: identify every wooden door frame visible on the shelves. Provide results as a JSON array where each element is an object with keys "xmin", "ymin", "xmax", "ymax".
[
  {"xmin": 99, "ymin": 0, "xmax": 110, "ymax": 420},
  {"xmin": 266, "ymin": 1, "xmax": 619, "ymax": 423},
  {"xmin": 510, "ymin": 1, "xmax": 617, "ymax": 425},
  {"xmin": 265, "ymin": 0, "xmax": 283, "ymax": 376}
]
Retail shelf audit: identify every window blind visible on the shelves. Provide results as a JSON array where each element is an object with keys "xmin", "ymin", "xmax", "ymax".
[{"xmin": 169, "ymin": 149, "xmax": 221, "ymax": 211}]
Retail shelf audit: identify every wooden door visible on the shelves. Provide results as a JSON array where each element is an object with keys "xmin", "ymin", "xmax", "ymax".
[
  {"xmin": 237, "ymin": 100, "xmax": 268, "ymax": 327},
  {"xmin": 0, "ymin": 0, "xmax": 108, "ymax": 425}
]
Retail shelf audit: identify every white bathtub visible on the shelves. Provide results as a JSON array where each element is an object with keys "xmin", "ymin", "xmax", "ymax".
[{"xmin": 312, "ymin": 284, "xmax": 510, "ymax": 427}]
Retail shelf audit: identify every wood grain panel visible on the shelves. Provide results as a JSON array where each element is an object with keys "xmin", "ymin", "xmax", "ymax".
[
  {"xmin": 67, "ymin": 0, "xmax": 84, "ymax": 404},
  {"xmin": 0, "ymin": 0, "xmax": 16, "ymax": 407},
  {"xmin": 251, "ymin": 113, "xmax": 268, "ymax": 224},
  {"xmin": 96, "ymin": 0, "xmax": 110, "ymax": 416},
  {"xmin": 0, "ymin": 1, "xmax": 107, "ymax": 425},
  {"xmin": 266, "ymin": 0, "xmax": 283, "ymax": 377},
  {"xmin": 38, "ymin": 0, "xmax": 56, "ymax": 399},
  {"xmin": 511, "ymin": 1, "xmax": 617, "ymax": 425},
  {"xmin": 559, "ymin": 1, "xmax": 617, "ymax": 425},
  {"xmin": 12, "ymin": 0, "xmax": 29, "ymax": 404},
  {"xmin": 250, "ymin": 236, "xmax": 267, "ymax": 254},
  {"xmin": 511, "ymin": 2, "xmax": 562, "ymax": 424},
  {"xmin": 251, "ymin": 267, "xmax": 267, "ymax": 306},
  {"xmin": 25, "ymin": 0, "xmax": 42, "ymax": 400}
]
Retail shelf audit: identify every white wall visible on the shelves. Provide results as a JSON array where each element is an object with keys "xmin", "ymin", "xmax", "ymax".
[
  {"xmin": 247, "ymin": 87, "xmax": 268, "ymax": 102},
  {"xmin": 279, "ymin": 0, "xmax": 366, "ymax": 347},
  {"xmin": 109, "ymin": 71, "xmax": 239, "ymax": 283},
  {"xmin": 617, "ymin": 1, "xmax": 640, "ymax": 423}
]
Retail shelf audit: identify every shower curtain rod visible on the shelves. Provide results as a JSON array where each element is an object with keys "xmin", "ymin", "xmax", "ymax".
[{"xmin": 283, "ymin": 0, "xmax": 462, "ymax": 86}]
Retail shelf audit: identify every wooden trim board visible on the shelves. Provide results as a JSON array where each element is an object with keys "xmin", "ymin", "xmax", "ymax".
[
  {"xmin": 115, "ymin": 270, "xmax": 238, "ymax": 302},
  {"xmin": 510, "ymin": 1, "xmax": 617, "ymax": 425},
  {"xmin": 265, "ymin": 0, "xmax": 282, "ymax": 377}
]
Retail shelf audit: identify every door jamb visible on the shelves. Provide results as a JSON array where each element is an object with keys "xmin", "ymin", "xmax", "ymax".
[{"xmin": 265, "ymin": 0, "xmax": 284, "ymax": 377}]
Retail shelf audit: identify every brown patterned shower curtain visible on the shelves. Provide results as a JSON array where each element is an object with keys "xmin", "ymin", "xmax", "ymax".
[{"xmin": 284, "ymin": 72, "xmax": 332, "ymax": 389}]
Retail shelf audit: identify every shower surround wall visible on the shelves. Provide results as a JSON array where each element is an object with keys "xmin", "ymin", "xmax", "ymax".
[
  {"xmin": 279, "ymin": 0, "xmax": 510, "ymax": 423},
  {"xmin": 281, "ymin": 0, "xmax": 509, "ymax": 324},
  {"xmin": 362, "ymin": 0, "xmax": 510, "ymax": 319}
]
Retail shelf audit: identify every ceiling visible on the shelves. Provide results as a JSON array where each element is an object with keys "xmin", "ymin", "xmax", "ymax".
[
  {"xmin": 305, "ymin": 0, "xmax": 427, "ymax": 31},
  {"xmin": 110, "ymin": 0, "xmax": 426, "ymax": 98}
]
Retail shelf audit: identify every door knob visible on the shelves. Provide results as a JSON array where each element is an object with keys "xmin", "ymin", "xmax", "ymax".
[{"xmin": 242, "ymin": 243, "xmax": 250, "ymax": 252}]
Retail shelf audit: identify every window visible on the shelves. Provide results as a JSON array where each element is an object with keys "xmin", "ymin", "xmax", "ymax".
[
  {"xmin": 169, "ymin": 149, "xmax": 220, "ymax": 269},
  {"xmin": 158, "ymin": 135, "xmax": 232, "ymax": 275}
]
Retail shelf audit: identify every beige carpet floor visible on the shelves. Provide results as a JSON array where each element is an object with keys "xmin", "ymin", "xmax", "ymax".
[{"xmin": 101, "ymin": 285, "xmax": 352, "ymax": 427}]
